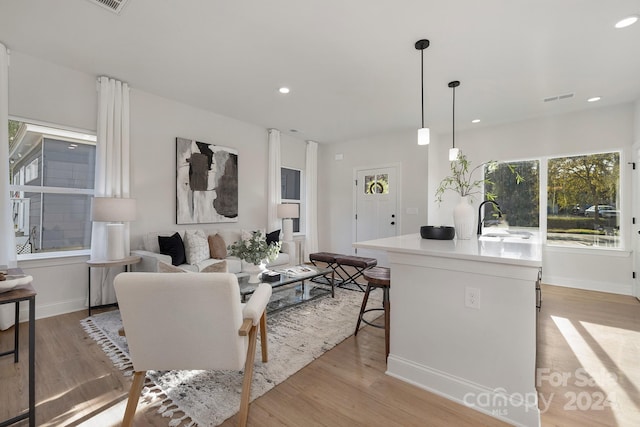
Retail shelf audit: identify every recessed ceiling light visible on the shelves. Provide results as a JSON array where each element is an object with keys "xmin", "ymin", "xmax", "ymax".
[
  {"xmin": 471, "ymin": 119, "xmax": 481, "ymax": 123},
  {"xmin": 279, "ymin": 87, "xmax": 290, "ymax": 94},
  {"xmin": 587, "ymin": 97, "xmax": 601, "ymax": 103},
  {"xmin": 615, "ymin": 15, "xmax": 638, "ymax": 29}
]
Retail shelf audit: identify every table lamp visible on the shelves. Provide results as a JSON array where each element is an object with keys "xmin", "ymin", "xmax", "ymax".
[
  {"xmin": 91, "ymin": 197, "xmax": 137, "ymax": 260},
  {"xmin": 277, "ymin": 203, "xmax": 299, "ymax": 242}
]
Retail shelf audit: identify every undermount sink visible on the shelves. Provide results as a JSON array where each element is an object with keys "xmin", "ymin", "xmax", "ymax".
[{"xmin": 479, "ymin": 230, "xmax": 533, "ymax": 240}]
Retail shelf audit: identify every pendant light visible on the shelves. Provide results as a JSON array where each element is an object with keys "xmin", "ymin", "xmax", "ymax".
[
  {"xmin": 448, "ymin": 80, "xmax": 460, "ymax": 161},
  {"xmin": 415, "ymin": 39, "xmax": 430, "ymax": 145}
]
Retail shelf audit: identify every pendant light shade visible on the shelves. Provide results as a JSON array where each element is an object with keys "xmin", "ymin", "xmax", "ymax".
[
  {"xmin": 418, "ymin": 128, "xmax": 430, "ymax": 146},
  {"xmin": 448, "ymin": 80, "xmax": 461, "ymax": 160},
  {"xmin": 415, "ymin": 39, "xmax": 430, "ymax": 145}
]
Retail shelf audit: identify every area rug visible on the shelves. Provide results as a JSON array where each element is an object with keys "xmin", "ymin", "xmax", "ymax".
[{"xmin": 81, "ymin": 286, "xmax": 381, "ymax": 427}]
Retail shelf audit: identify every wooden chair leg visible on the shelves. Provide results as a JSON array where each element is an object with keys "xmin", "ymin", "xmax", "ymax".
[
  {"xmin": 238, "ymin": 324, "xmax": 258, "ymax": 427},
  {"xmin": 122, "ymin": 371, "xmax": 146, "ymax": 427},
  {"xmin": 260, "ymin": 311, "xmax": 268, "ymax": 363}
]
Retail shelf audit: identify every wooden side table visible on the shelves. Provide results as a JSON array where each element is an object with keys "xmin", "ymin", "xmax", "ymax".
[
  {"xmin": 0, "ymin": 269, "xmax": 36, "ymax": 427},
  {"xmin": 87, "ymin": 255, "xmax": 141, "ymax": 316}
]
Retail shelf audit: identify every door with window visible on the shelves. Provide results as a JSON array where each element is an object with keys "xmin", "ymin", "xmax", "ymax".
[{"xmin": 354, "ymin": 166, "xmax": 398, "ymax": 266}]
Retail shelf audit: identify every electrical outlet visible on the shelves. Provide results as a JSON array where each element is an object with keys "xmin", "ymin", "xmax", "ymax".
[{"xmin": 465, "ymin": 287, "xmax": 480, "ymax": 309}]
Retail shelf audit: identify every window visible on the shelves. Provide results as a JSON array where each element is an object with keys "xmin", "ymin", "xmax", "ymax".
[
  {"xmin": 8, "ymin": 120, "xmax": 96, "ymax": 254},
  {"xmin": 547, "ymin": 152, "xmax": 620, "ymax": 248},
  {"xmin": 281, "ymin": 167, "xmax": 303, "ymax": 233},
  {"xmin": 364, "ymin": 173, "xmax": 389, "ymax": 194},
  {"xmin": 484, "ymin": 160, "xmax": 540, "ymax": 231}
]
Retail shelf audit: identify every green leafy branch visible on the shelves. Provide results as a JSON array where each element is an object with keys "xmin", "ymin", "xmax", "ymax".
[{"xmin": 435, "ymin": 154, "xmax": 523, "ymax": 203}]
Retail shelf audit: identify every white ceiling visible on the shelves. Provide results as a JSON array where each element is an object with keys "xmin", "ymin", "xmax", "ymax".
[{"xmin": 1, "ymin": 0, "xmax": 639, "ymax": 143}]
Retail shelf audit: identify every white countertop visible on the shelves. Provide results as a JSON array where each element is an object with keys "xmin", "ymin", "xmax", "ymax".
[{"xmin": 353, "ymin": 232, "xmax": 542, "ymax": 267}]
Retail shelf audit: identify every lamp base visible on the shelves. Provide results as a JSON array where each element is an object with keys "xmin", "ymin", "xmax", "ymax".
[
  {"xmin": 106, "ymin": 223, "xmax": 125, "ymax": 260},
  {"xmin": 282, "ymin": 218, "xmax": 294, "ymax": 242}
]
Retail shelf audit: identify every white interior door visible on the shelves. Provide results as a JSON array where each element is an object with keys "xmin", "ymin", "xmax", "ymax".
[
  {"xmin": 633, "ymin": 144, "xmax": 640, "ymax": 300},
  {"xmin": 354, "ymin": 167, "xmax": 398, "ymax": 266}
]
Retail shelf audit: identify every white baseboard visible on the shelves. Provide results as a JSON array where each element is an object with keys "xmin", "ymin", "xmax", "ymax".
[
  {"xmin": 543, "ymin": 275, "xmax": 632, "ymax": 296},
  {"xmin": 20, "ymin": 297, "xmax": 86, "ymax": 323},
  {"xmin": 386, "ymin": 355, "xmax": 541, "ymax": 427}
]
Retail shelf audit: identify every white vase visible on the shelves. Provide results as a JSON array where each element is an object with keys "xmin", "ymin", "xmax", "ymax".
[
  {"xmin": 453, "ymin": 195, "xmax": 475, "ymax": 240},
  {"xmin": 242, "ymin": 260, "xmax": 266, "ymax": 283}
]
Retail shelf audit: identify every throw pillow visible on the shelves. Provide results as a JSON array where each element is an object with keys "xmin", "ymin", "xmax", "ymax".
[
  {"xmin": 266, "ymin": 229, "xmax": 281, "ymax": 246},
  {"xmin": 201, "ymin": 260, "xmax": 228, "ymax": 273},
  {"xmin": 184, "ymin": 229, "xmax": 210, "ymax": 265},
  {"xmin": 158, "ymin": 261, "xmax": 187, "ymax": 273},
  {"xmin": 158, "ymin": 232, "xmax": 186, "ymax": 266},
  {"xmin": 208, "ymin": 233, "xmax": 227, "ymax": 259}
]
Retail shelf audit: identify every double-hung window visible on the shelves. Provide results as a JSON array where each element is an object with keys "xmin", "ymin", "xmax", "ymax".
[
  {"xmin": 281, "ymin": 167, "xmax": 303, "ymax": 234},
  {"xmin": 8, "ymin": 120, "xmax": 96, "ymax": 254}
]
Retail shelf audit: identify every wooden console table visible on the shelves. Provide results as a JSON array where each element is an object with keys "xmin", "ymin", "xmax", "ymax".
[
  {"xmin": 87, "ymin": 255, "xmax": 141, "ymax": 316},
  {"xmin": 0, "ymin": 269, "xmax": 36, "ymax": 427}
]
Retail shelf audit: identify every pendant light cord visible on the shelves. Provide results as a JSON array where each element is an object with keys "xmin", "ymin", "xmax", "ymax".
[
  {"xmin": 452, "ymin": 85, "xmax": 455, "ymax": 149},
  {"xmin": 421, "ymin": 49, "xmax": 424, "ymax": 128}
]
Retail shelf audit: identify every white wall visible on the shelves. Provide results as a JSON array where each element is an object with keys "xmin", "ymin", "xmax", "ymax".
[
  {"xmin": 318, "ymin": 129, "xmax": 430, "ymax": 255},
  {"xmin": 8, "ymin": 50, "xmax": 307, "ymax": 322},
  {"xmin": 427, "ymin": 103, "xmax": 635, "ymax": 295},
  {"xmin": 316, "ymin": 103, "xmax": 635, "ymax": 295},
  {"xmin": 129, "ymin": 89, "xmax": 276, "ymax": 248}
]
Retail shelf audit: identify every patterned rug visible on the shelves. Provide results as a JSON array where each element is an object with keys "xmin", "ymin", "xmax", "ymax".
[{"xmin": 81, "ymin": 286, "xmax": 381, "ymax": 427}]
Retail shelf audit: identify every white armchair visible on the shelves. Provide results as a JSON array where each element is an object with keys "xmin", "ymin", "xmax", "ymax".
[{"xmin": 113, "ymin": 272, "xmax": 272, "ymax": 427}]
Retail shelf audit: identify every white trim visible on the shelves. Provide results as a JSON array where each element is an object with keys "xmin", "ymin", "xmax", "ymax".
[
  {"xmin": 10, "ymin": 185, "xmax": 94, "ymax": 195},
  {"xmin": 352, "ymin": 162, "xmax": 402, "ymax": 254},
  {"xmin": 544, "ymin": 244, "xmax": 630, "ymax": 257},
  {"xmin": 543, "ymin": 275, "xmax": 632, "ymax": 295},
  {"xmin": 386, "ymin": 355, "xmax": 540, "ymax": 427}
]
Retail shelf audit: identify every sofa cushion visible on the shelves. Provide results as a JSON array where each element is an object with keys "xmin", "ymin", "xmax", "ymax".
[
  {"xmin": 201, "ymin": 260, "xmax": 228, "ymax": 273},
  {"xmin": 158, "ymin": 232, "xmax": 186, "ymax": 266},
  {"xmin": 184, "ymin": 229, "xmax": 210, "ymax": 265},
  {"xmin": 266, "ymin": 229, "xmax": 281, "ymax": 246},
  {"xmin": 208, "ymin": 233, "xmax": 228, "ymax": 259},
  {"xmin": 158, "ymin": 261, "xmax": 187, "ymax": 273}
]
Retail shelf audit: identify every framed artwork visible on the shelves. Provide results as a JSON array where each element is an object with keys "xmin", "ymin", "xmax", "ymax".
[{"xmin": 176, "ymin": 137, "xmax": 238, "ymax": 224}]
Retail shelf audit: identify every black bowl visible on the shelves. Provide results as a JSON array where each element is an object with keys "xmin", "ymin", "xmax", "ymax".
[{"xmin": 420, "ymin": 225, "xmax": 455, "ymax": 240}]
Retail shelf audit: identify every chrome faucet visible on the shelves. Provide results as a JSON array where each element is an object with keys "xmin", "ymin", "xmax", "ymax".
[{"xmin": 477, "ymin": 200, "xmax": 502, "ymax": 235}]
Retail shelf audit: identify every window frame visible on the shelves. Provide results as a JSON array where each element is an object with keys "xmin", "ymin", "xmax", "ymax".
[
  {"xmin": 543, "ymin": 149, "xmax": 624, "ymax": 251},
  {"xmin": 8, "ymin": 117, "xmax": 97, "ymax": 258},
  {"xmin": 483, "ymin": 149, "xmax": 626, "ymax": 252},
  {"xmin": 281, "ymin": 166, "xmax": 304, "ymax": 235}
]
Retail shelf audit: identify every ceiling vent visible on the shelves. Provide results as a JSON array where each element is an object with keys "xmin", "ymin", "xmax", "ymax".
[
  {"xmin": 544, "ymin": 93, "xmax": 574, "ymax": 103},
  {"xmin": 87, "ymin": 0, "xmax": 129, "ymax": 14}
]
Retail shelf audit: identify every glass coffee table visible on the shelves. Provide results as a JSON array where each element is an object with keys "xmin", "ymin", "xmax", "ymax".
[{"xmin": 238, "ymin": 264, "xmax": 334, "ymax": 312}]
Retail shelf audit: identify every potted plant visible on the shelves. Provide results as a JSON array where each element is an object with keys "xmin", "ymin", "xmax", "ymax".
[
  {"xmin": 435, "ymin": 153, "xmax": 499, "ymax": 204},
  {"xmin": 435, "ymin": 154, "xmax": 521, "ymax": 239},
  {"xmin": 228, "ymin": 230, "xmax": 281, "ymax": 283}
]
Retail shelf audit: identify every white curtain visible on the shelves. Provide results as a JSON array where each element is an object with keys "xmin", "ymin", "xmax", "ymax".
[
  {"xmin": 89, "ymin": 76, "xmax": 131, "ymax": 306},
  {"xmin": 0, "ymin": 42, "xmax": 18, "ymax": 330},
  {"xmin": 267, "ymin": 129, "xmax": 282, "ymax": 234},
  {"xmin": 304, "ymin": 140, "xmax": 318, "ymax": 261}
]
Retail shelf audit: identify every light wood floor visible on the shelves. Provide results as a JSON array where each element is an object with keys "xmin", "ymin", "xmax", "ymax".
[{"xmin": 1, "ymin": 284, "xmax": 638, "ymax": 426}]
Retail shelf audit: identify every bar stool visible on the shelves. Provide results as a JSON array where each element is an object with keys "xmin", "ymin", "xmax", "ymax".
[{"xmin": 354, "ymin": 266, "xmax": 390, "ymax": 359}]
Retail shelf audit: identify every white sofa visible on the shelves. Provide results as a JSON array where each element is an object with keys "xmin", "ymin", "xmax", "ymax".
[{"xmin": 132, "ymin": 228, "xmax": 292, "ymax": 274}]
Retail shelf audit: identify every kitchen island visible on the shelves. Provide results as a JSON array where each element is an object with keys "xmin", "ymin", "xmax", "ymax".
[{"xmin": 354, "ymin": 233, "xmax": 542, "ymax": 427}]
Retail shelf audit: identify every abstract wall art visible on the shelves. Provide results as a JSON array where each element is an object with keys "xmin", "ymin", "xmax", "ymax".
[{"xmin": 176, "ymin": 137, "xmax": 238, "ymax": 224}]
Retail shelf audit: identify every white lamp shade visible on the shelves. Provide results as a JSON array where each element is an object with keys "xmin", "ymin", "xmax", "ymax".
[
  {"xmin": 91, "ymin": 197, "xmax": 137, "ymax": 222},
  {"xmin": 418, "ymin": 127, "xmax": 430, "ymax": 145},
  {"xmin": 449, "ymin": 147, "xmax": 460, "ymax": 161},
  {"xmin": 277, "ymin": 203, "xmax": 299, "ymax": 219}
]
